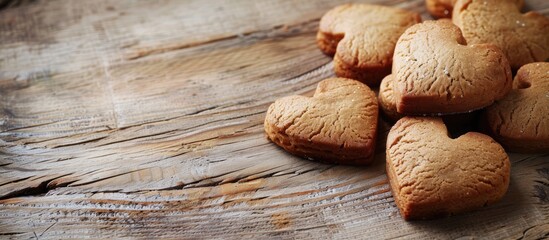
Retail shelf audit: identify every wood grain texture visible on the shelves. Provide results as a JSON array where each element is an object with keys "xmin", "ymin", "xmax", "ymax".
[{"xmin": 0, "ymin": 0, "xmax": 548, "ymax": 239}]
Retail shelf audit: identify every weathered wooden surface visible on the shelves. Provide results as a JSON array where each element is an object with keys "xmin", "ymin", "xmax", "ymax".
[{"xmin": 0, "ymin": 0, "xmax": 548, "ymax": 239}]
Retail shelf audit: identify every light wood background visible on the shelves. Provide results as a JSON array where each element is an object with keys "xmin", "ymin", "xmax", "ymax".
[{"xmin": 1, "ymin": 0, "xmax": 548, "ymax": 239}]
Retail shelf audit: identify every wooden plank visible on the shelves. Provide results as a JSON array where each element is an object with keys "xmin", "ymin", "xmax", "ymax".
[
  {"xmin": 0, "ymin": 153, "xmax": 547, "ymax": 239},
  {"xmin": 0, "ymin": 0, "xmax": 420, "ymax": 201},
  {"xmin": 0, "ymin": 0, "xmax": 548, "ymax": 238}
]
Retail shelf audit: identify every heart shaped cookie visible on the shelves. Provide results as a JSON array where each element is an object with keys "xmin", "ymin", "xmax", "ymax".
[
  {"xmin": 379, "ymin": 74, "xmax": 478, "ymax": 131},
  {"xmin": 386, "ymin": 117, "xmax": 510, "ymax": 220},
  {"xmin": 264, "ymin": 78, "xmax": 378, "ymax": 165},
  {"xmin": 378, "ymin": 74, "xmax": 402, "ymax": 122},
  {"xmin": 482, "ymin": 62, "xmax": 549, "ymax": 153},
  {"xmin": 317, "ymin": 4, "xmax": 421, "ymax": 87},
  {"xmin": 453, "ymin": 0, "xmax": 549, "ymax": 70},
  {"xmin": 393, "ymin": 20, "xmax": 512, "ymax": 115},
  {"xmin": 426, "ymin": 0, "xmax": 523, "ymax": 19}
]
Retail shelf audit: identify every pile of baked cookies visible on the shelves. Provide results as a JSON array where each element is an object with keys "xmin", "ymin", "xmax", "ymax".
[{"xmin": 264, "ymin": 0, "xmax": 548, "ymax": 220}]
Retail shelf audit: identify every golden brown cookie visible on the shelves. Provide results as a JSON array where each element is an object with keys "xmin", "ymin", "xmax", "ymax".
[
  {"xmin": 386, "ymin": 117, "xmax": 511, "ymax": 220},
  {"xmin": 482, "ymin": 62, "xmax": 549, "ymax": 153},
  {"xmin": 426, "ymin": 0, "xmax": 523, "ymax": 19},
  {"xmin": 426, "ymin": 0, "xmax": 455, "ymax": 19},
  {"xmin": 378, "ymin": 74, "xmax": 403, "ymax": 122},
  {"xmin": 392, "ymin": 20, "xmax": 512, "ymax": 115},
  {"xmin": 453, "ymin": 0, "xmax": 549, "ymax": 70},
  {"xmin": 378, "ymin": 74, "xmax": 478, "ymax": 129},
  {"xmin": 264, "ymin": 78, "xmax": 378, "ymax": 165},
  {"xmin": 317, "ymin": 4, "xmax": 421, "ymax": 87}
]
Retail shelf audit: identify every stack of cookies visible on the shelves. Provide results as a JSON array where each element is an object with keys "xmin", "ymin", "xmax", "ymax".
[{"xmin": 264, "ymin": 0, "xmax": 549, "ymax": 220}]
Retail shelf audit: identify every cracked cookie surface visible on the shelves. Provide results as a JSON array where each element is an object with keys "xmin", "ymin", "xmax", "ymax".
[
  {"xmin": 482, "ymin": 62, "xmax": 549, "ymax": 153},
  {"xmin": 393, "ymin": 20, "xmax": 512, "ymax": 115},
  {"xmin": 426, "ymin": 0, "xmax": 523, "ymax": 19},
  {"xmin": 264, "ymin": 78, "xmax": 378, "ymax": 165},
  {"xmin": 317, "ymin": 4, "xmax": 421, "ymax": 87},
  {"xmin": 453, "ymin": 0, "xmax": 549, "ymax": 70},
  {"xmin": 386, "ymin": 117, "xmax": 510, "ymax": 220}
]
